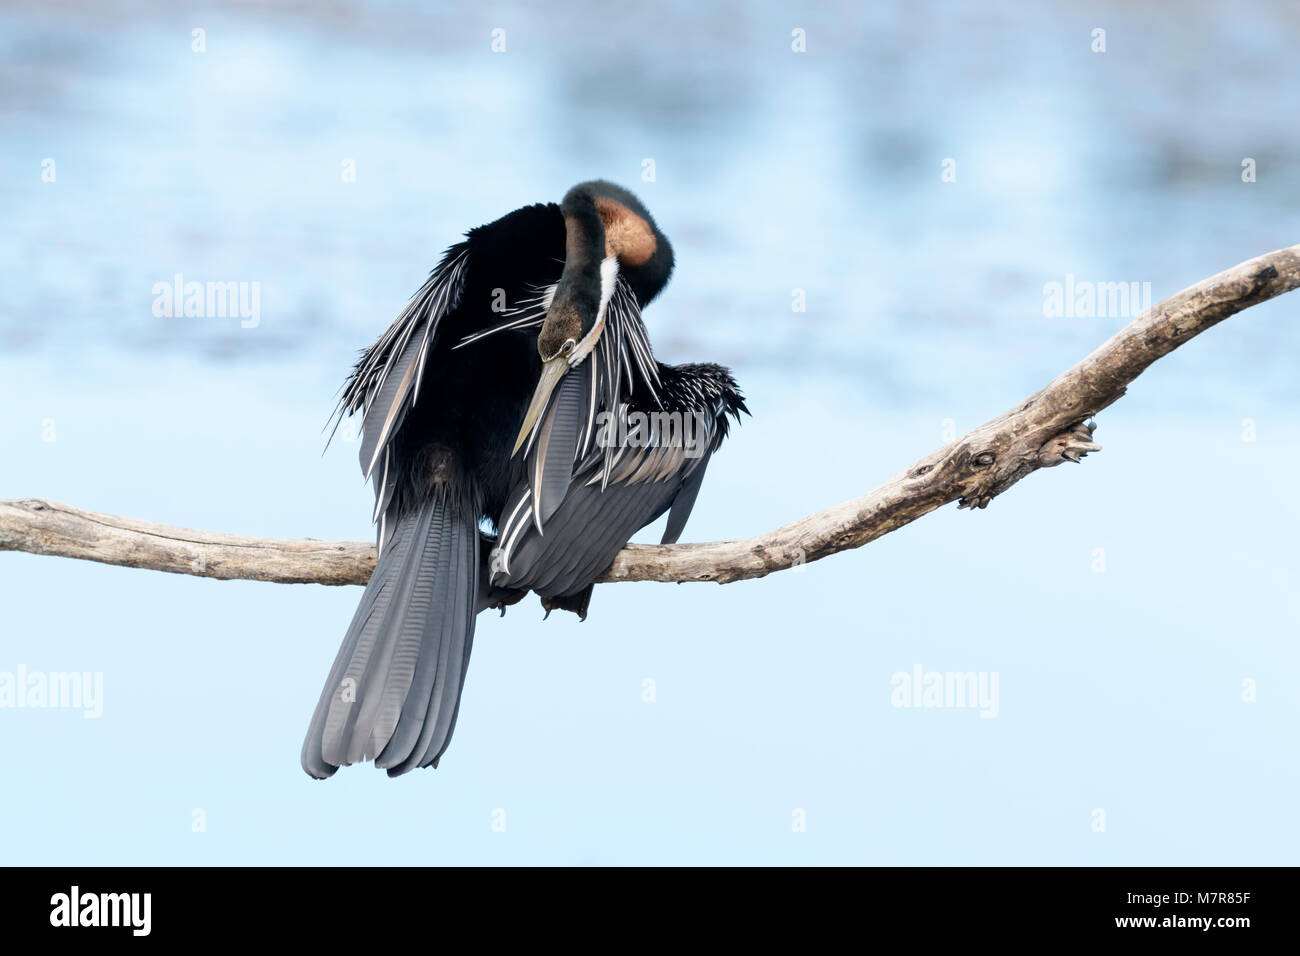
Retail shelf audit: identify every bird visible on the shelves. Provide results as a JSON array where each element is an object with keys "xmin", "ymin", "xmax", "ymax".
[{"xmin": 301, "ymin": 181, "xmax": 747, "ymax": 778}]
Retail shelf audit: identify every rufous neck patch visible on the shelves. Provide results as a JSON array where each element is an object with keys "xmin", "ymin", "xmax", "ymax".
[{"xmin": 595, "ymin": 196, "xmax": 657, "ymax": 266}]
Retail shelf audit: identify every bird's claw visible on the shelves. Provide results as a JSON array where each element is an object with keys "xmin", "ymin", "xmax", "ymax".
[
  {"xmin": 490, "ymin": 589, "xmax": 528, "ymax": 617},
  {"xmin": 540, "ymin": 593, "xmax": 590, "ymax": 622}
]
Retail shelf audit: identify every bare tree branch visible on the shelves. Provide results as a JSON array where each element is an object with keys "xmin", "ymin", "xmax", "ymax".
[{"xmin": 3, "ymin": 245, "xmax": 1298, "ymax": 588}]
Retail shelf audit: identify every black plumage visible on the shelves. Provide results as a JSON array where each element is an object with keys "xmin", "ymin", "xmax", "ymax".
[
  {"xmin": 302, "ymin": 182, "xmax": 746, "ymax": 778},
  {"xmin": 491, "ymin": 362, "xmax": 745, "ymax": 611}
]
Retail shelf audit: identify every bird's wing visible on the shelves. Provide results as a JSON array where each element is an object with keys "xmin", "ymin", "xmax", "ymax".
[
  {"xmin": 330, "ymin": 242, "xmax": 471, "ymax": 484},
  {"xmin": 490, "ymin": 396, "xmax": 730, "ymax": 599},
  {"xmin": 512, "ymin": 274, "xmax": 662, "ymax": 534},
  {"xmin": 326, "ymin": 242, "xmax": 470, "ymax": 552}
]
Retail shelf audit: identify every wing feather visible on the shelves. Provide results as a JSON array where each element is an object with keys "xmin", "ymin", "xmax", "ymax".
[
  {"xmin": 493, "ymin": 400, "xmax": 726, "ymax": 598},
  {"xmin": 330, "ymin": 243, "xmax": 471, "ymax": 481}
]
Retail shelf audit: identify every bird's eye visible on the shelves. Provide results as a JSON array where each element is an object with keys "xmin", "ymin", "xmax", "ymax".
[{"xmin": 561, "ymin": 338, "xmax": 576, "ymax": 356}]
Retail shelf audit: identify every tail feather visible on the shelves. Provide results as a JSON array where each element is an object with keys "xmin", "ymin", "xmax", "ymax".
[
  {"xmin": 378, "ymin": 506, "xmax": 476, "ymax": 774},
  {"xmin": 300, "ymin": 520, "xmax": 416, "ymax": 778},
  {"xmin": 301, "ymin": 491, "xmax": 478, "ymax": 779},
  {"xmin": 346, "ymin": 502, "xmax": 448, "ymax": 764},
  {"xmin": 322, "ymin": 505, "xmax": 435, "ymax": 767}
]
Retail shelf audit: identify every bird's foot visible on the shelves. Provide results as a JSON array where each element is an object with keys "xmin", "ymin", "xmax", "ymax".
[
  {"xmin": 540, "ymin": 586, "xmax": 593, "ymax": 622},
  {"xmin": 489, "ymin": 589, "xmax": 528, "ymax": 617}
]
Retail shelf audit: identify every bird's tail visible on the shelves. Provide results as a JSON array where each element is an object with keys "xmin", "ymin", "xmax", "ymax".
[{"xmin": 301, "ymin": 489, "xmax": 478, "ymax": 778}]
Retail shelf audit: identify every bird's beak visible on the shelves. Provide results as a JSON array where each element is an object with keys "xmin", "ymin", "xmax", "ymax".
[{"xmin": 512, "ymin": 340, "xmax": 575, "ymax": 456}]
